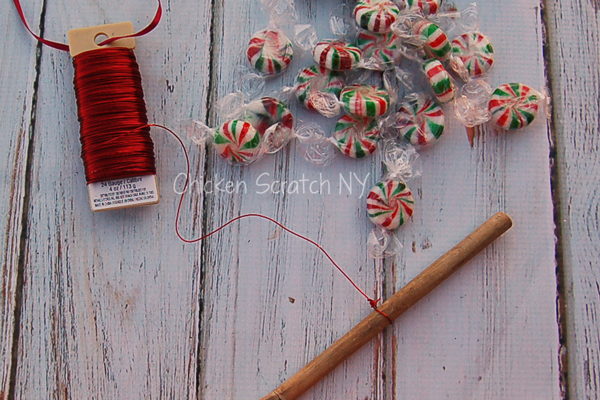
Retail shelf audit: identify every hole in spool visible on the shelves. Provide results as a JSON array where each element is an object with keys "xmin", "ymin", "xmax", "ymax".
[{"xmin": 94, "ymin": 33, "xmax": 109, "ymax": 46}]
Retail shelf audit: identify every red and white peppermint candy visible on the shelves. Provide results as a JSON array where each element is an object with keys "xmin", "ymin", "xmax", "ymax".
[
  {"xmin": 395, "ymin": 95, "xmax": 445, "ymax": 147},
  {"xmin": 313, "ymin": 40, "xmax": 362, "ymax": 71},
  {"xmin": 331, "ymin": 115, "xmax": 382, "ymax": 158},
  {"xmin": 356, "ymin": 31, "xmax": 400, "ymax": 71},
  {"xmin": 412, "ymin": 20, "xmax": 451, "ymax": 61},
  {"xmin": 294, "ymin": 65, "xmax": 345, "ymax": 111},
  {"xmin": 423, "ymin": 59, "xmax": 455, "ymax": 103},
  {"xmin": 213, "ymin": 120, "xmax": 262, "ymax": 164},
  {"xmin": 367, "ymin": 179, "xmax": 414, "ymax": 230},
  {"xmin": 246, "ymin": 29, "xmax": 293, "ymax": 75},
  {"xmin": 243, "ymin": 97, "xmax": 294, "ymax": 136},
  {"xmin": 405, "ymin": 0, "xmax": 442, "ymax": 15},
  {"xmin": 340, "ymin": 84, "xmax": 391, "ymax": 118},
  {"xmin": 488, "ymin": 83, "xmax": 540, "ymax": 130},
  {"xmin": 451, "ymin": 32, "xmax": 495, "ymax": 78},
  {"xmin": 354, "ymin": 0, "xmax": 401, "ymax": 34}
]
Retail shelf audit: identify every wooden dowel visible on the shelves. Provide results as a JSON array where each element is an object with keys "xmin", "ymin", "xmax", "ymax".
[{"xmin": 260, "ymin": 212, "xmax": 513, "ymax": 400}]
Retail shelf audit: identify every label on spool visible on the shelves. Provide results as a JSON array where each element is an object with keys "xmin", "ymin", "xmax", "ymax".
[{"xmin": 88, "ymin": 175, "xmax": 160, "ymax": 212}]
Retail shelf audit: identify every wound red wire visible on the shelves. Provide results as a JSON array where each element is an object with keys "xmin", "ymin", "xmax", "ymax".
[
  {"xmin": 146, "ymin": 123, "xmax": 392, "ymax": 323},
  {"xmin": 74, "ymin": 48, "xmax": 156, "ymax": 183}
]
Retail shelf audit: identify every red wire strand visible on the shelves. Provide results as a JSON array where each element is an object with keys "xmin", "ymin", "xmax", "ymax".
[
  {"xmin": 146, "ymin": 123, "xmax": 392, "ymax": 323},
  {"xmin": 12, "ymin": 0, "xmax": 163, "ymax": 52}
]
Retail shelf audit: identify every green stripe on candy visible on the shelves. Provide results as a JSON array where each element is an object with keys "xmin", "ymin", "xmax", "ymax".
[
  {"xmin": 361, "ymin": 10, "xmax": 375, "ymax": 30},
  {"xmin": 432, "ymin": 79, "xmax": 451, "ymax": 95},
  {"xmin": 369, "ymin": 211, "xmax": 389, "ymax": 218},
  {"xmin": 427, "ymin": 121, "xmax": 444, "ymax": 138},
  {"xmin": 255, "ymin": 57, "xmax": 265, "ymax": 72},
  {"xmin": 330, "ymin": 50, "xmax": 340, "ymax": 71},
  {"xmin": 241, "ymin": 131, "xmax": 261, "ymax": 149},
  {"xmin": 392, "ymin": 182, "xmax": 406, "ymax": 197},
  {"xmin": 366, "ymin": 101, "xmax": 377, "ymax": 116},
  {"xmin": 354, "ymin": 142, "xmax": 366, "ymax": 159},
  {"xmin": 213, "ymin": 133, "xmax": 228, "ymax": 144}
]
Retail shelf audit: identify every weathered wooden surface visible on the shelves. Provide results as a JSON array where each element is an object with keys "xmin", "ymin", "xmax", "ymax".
[
  {"xmin": 0, "ymin": 0, "xmax": 43, "ymax": 396},
  {"xmin": 0, "ymin": 0, "xmax": 587, "ymax": 398},
  {"xmin": 545, "ymin": 0, "xmax": 600, "ymax": 398},
  {"xmin": 5, "ymin": 1, "xmax": 211, "ymax": 399}
]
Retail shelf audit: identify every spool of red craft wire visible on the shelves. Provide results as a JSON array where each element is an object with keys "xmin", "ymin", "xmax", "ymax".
[
  {"xmin": 68, "ymin": 22, "xmax": 160, "ymax": 211},
  {"xmin": 12, "ymin": 0, "xmax": 164, "ymax": 211}
]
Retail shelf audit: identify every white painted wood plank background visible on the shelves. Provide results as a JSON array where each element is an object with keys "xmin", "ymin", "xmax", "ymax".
[
  {"xmin": 0, "ymin": 0, "xmax": 43, "ymax": 396},
  {"xmin": 0, "ymin": 0, "xmax": 589, "ymax": 398},
  {"xmin": 546, "ymin": 0, "xmax": 600, "ymax": 398},
  {"xmin": 200, "ymin": 1, "xmax": 385, "ymax": 398},
  {"xmin": 5, "ymin": 1, "xmax": 212, "ymax": 399},
  {"xmin": 390, "ymin": 1, "xmax": 560, "ymax": 399}
]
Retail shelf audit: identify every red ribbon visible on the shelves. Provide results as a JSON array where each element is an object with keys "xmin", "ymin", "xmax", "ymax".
[{"xmin": 12, "ymin": 0, "xmax": 162, "ymax": 52}]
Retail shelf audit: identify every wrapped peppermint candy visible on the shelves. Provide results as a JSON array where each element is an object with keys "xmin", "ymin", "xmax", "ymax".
[
  {"xmin": 383, "ymin": 93, "xmax": 445, "ymax": 148},
  {"xmin": 184, "ymin": 92, "xmax": 297, "ymax": 165},
  {"xmin": 404, "ymin": 0, "xmax": 443, "ymax": 16},
  {"xmin": 187, "ymin": 119, "xmax": 267, "ymax": 166},
  {"xmin": 312, "ymin": 40, "xmax": 363, "ymax": 71},
  {"xmin": 355, "ymin": 30, "xmax": 402, "ymax": 71},
  {"xmin": 217, "ymin": 92, "xmax": 296, "ymax": 155},
  {"xmin": 328, "ymin": 5, "xmax": 402, "ymax": 71},
  {"xmin": 367, "ymin": 140, "xmax": 421, "ymax": 258},
  {"xmin": 294, "ymin": 65, "xmax": 345, "ymax": 117},
  {"xmin": 331, "ymin": 114, "xmax": 383, "ymax": 158},
  {"xmin": 454, "ymin": 80, "xmax": 550, "ymax": 145},
  {"xmin": 295, "ymin": 68, "xmax": 393, "ymax": 120},
  {"xmin": 353, "ymin": 0, "xmax": 401, "ymax": 34},
  {"xmin": 245, "ymin": 0, "xmax": 320, "ymax": 76},
  {"xmin": 422, "ymin": 59, "xmax": 456, "ymax": 103},
  {"xmin": 392, "ymin": 14, "xmax": 452, "ymax": 62},
  {"xmin": 448, "ymin": 31, "xmax": 495, "ymax": 81},
  {"xmin": 384, "ymin": 60, "xmax": 456, "ymax": 108},
  {"xmin": 247, "ymin": 28, "xmax": 294, "ymax": 75},
  {"xmin": 340, "ymin": 84, "xmax": 392, "ymax": 118}
]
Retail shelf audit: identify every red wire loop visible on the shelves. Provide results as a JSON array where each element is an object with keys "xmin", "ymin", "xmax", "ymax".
[{"xmin": 12, "ymin": 0, "xmax": 162, "ymax": 52}]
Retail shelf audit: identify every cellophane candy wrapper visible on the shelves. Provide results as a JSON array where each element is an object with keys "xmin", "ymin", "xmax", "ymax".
[
  {"xmin": 233, "ymin": 65, "xmax": 266, "ymax": 99},
  {"xmin": 185, "ymin": 118, "xmax": 268, "ymax": 166},
  {"xmin": 367, "ymin": 140, "xmax": 421, "ymax": 259},
  {"xmin": 330, "ymin": 3, "xmax": 359, "ymax": 40},
  {"xmin": 428, "ymin": 2, "xmax": 480, "ymax": 40},
  {"xmin": 453, "ymin": 79, "xmax": 493, "ymax": 128},
  {"xmin": 295, "ymin": 123, "xmax": 337, "ymax": 167},
  {"xmin": 383, "ymin": 66, "xmax": 420, "ymax": 104}
]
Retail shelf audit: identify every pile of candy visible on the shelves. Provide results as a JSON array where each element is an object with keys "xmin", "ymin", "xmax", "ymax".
[{"xmin": 187, "ymin": 0, "xmax": 549, "ymax": 257}]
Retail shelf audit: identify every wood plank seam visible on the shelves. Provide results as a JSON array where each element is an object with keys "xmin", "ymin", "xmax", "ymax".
[
  {"xmin": 197, "ymin": 0, "xmax": 219, "ymax": 398},
  {"xmin": 540, "ymin": 0, "xmax": 571, "ymax": 398},
  {"xmin": 6, "ymin": 2, "xmax": 48, "ymax": 398}
]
